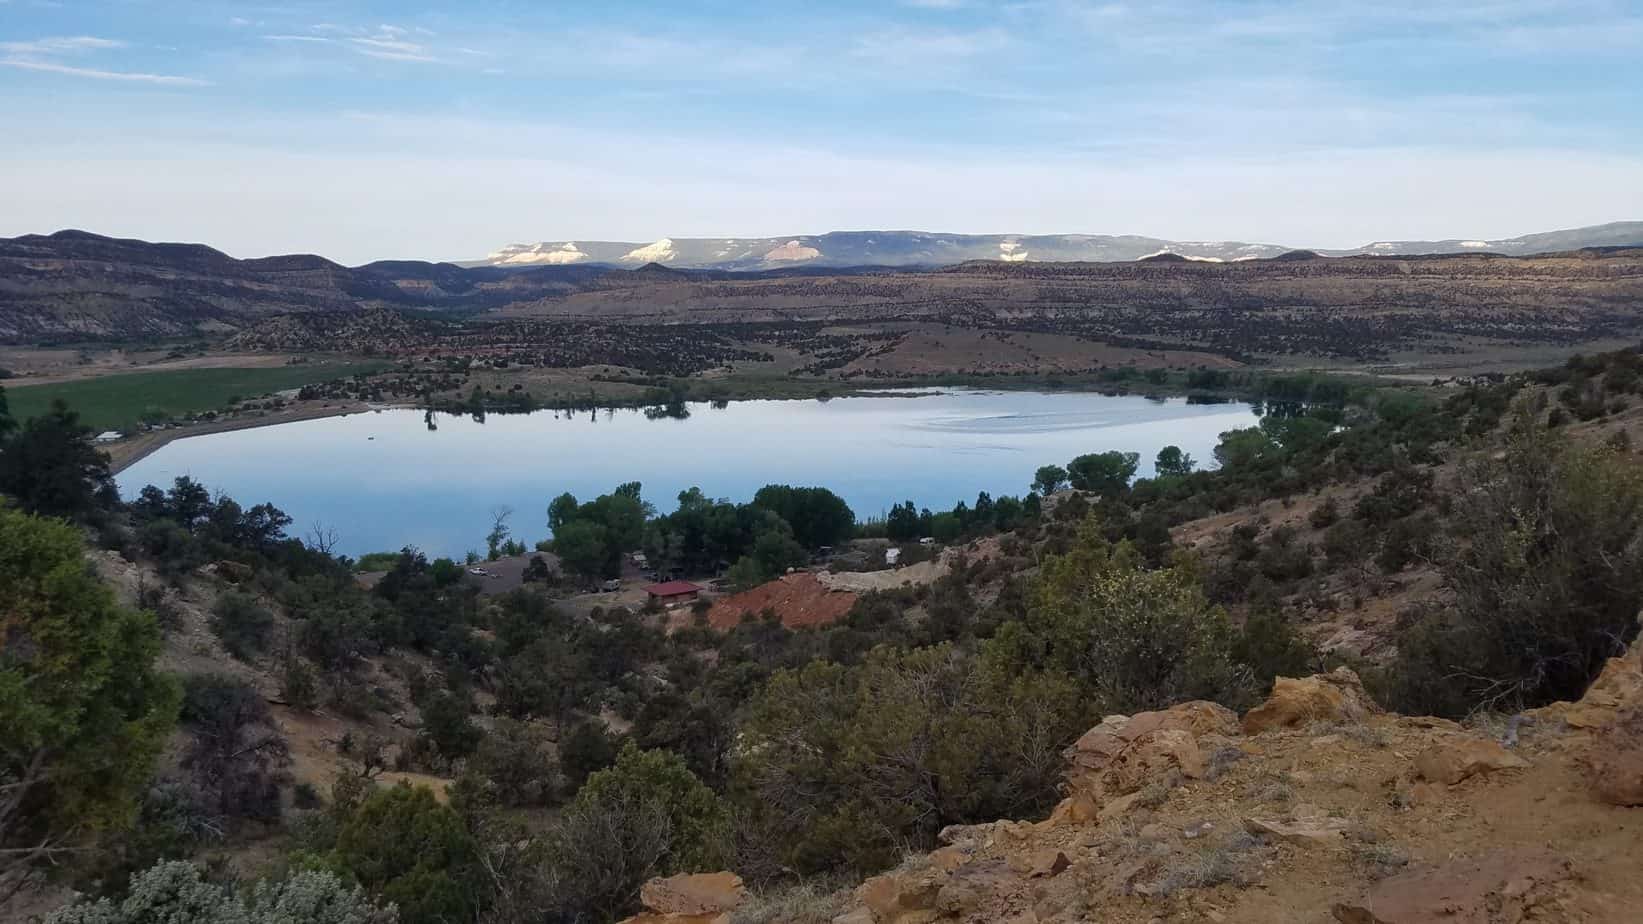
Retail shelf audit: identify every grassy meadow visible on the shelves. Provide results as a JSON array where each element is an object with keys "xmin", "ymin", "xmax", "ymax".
[{"xmin": 3, "ymin": 360, "xmax": 389, "ymax": 431}]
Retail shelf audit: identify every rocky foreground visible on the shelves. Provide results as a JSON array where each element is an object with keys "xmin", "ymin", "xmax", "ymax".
[{"xmin": 624, "ymin": 622, "xmax": 1643, "ymax": 923}]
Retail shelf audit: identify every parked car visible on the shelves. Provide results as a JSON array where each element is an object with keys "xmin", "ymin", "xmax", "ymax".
[
  {"xmin": 468, "ymin": 567, "xmax": 489, "ymax": 576},
  {"xmin": 601, "ymin": 579, "xmax": 622, "ymax": 591}
]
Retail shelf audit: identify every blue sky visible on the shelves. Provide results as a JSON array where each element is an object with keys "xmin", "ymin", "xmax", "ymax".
[{"xmin": 2, "ymin": 1, "xmax": 1641, "ymax": 262}]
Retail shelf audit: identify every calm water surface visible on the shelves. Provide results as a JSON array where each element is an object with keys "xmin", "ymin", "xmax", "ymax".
[{"xmin": 117, "ymin": 390, "xmax": 1259, "ymax": 558}]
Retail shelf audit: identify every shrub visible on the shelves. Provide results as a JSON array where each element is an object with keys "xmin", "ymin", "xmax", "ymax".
[
  {"xmin": 136, "ymin": 577, "xmax": 183, "ymax": 631},
  {"xmin": 0, "ymin": 508, "xmax": 179, "ymax": 898},
  {"xmin": 281, "ymin": 655, "xmax": 320, "ymax": 711},
  {"xmin": 995, "ymin": 520, "xmax": 1252, "ymax": 712},
  {"xmin": 533, "ymin": 793, "xmax": 672, "ymax": 919},
  {"xmin": 1384, "ymin": 412, "xmax": 1643, "ymax": 715},
  {"xmin": 467, "ymin": 719, "xmax": 558, "ymax": 807},
  {"xmin": 417, "ymin": 690, "xmax": 480, "ymax": 761},
  {"xmin": 48, "ymin": 860, "xmax": 397, "ymax": 924},
  {"xmin": 1375, "ymin": 513, "xmax": 1435, "ymax": 574},
  {"xmin": 736, "ymin": 645, "xmax": 1085, "ymax": 876},
  {"xmin": 178, "ymin": 674, "xmax": 288, "ymax": 823},
  {"xmin": 1308, "ymin": 497, "xmax": 1340, "ymax": 529},
  {"xmin": 209, "ymin": 591, "xmax": 274, "ymax": 660},
  {"xmin": 1322, "ymin": 519, "xmax": 1369, "ymax": 569},
  {"xmin": 559, "ymin": 721, "xmax": 621, "ymax": 792},
  {"xmin": 294, "ymin": 782, "xmax": 324, "ymax": 810},
  {"xmin": 328, "ymin": 784, "xmax": 484, "ymax": 924},
  {"xmin": 576, "ymin": 742, "xmax": 731, "ymax": 875},
  {"xmin": 1256, "ymin": 526, "xmax": 1313, "ymax": 583},
  {"xmin": 1232, "ymin": 610, "xmax": 1317, "ymax": 689},
  {"xmin": 527, "ymin": 743, "xmax": 730, "ymax": 917},
  {"xmin": 1352, "ymin": 464, "xmax": 1435, "ymax": 526}
]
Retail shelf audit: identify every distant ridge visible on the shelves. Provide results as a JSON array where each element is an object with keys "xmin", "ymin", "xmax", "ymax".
[
  {"xmin": 477, "ymin": 221, "xmax": 1643, "ymax": 271},
  {"xmin": 4, "ymin": 226, "xmax": 1643, "ymax": 343}
]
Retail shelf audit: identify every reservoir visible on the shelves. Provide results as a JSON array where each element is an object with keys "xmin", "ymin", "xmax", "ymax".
[{"xmin": 117, "ymin": 389, "xmax": 1260, "ymax": 558}]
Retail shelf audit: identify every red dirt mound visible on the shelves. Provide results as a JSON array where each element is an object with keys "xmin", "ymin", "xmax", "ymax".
[{"xmin": 705, "ymin": 572, "xmax": 858, "ymax": 630}]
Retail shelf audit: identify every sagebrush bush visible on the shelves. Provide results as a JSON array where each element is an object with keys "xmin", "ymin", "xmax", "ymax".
[
  {"xmin": 1007, "ymin": 520, "xmax": 1253, "ymax": 712},
  {"xmin": 1381, "ymin": 409, "xmax": 1643, "ymax": 716},
  {"xmin": 47, "ymin": 860, "xmax": 396, "ymax": 924},
  {"xmin": 209, "ymin": 591, "xmax": 274, "ymax": 661}
]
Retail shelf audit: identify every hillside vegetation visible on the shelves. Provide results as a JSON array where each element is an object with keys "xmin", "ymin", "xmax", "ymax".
[{"xmin": 3, "ymin": 350, "xmax": 1643, "ymax": 922}]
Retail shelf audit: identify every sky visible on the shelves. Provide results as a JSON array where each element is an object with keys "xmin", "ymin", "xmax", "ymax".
[{"xmin": 2, "ymin": 1, "xmax": 1642, "ymax": 264}]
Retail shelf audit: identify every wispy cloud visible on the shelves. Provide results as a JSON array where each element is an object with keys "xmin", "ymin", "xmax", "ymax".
[
  {"xmin": 349, "ymin": 36, "xmax": 437, "ymax": 62},
  {"xmin": 1, "ymin": 34, "xmax": 209, "ymax": 85},
  {"xmin": 262, "ymin": 23, "xmax": 445, "ymax": 63},
  {"xmin": 851, "ymin": 28, "xmax": 1012, "ymax": 64},
  {"xmin": 1, "ymin": 57, "xmax": 211, "ymax": 85},
  {"xmin": 0, "ymin": 35, "xmax": 123, "ymax": 54}
]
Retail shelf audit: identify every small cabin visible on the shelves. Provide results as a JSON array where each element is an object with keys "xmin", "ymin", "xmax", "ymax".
[
  {"xmin": 643, "ymin": 580, "xmax": 704, "ymax": 606},
  {"xmin": 94, "ymin": 431, "xmax": 122, "ymax": 443}
]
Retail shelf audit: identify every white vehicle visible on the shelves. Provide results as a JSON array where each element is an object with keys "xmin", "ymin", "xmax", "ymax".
[{"xmin": 468, "ymin": 567, "xmax": 489, "ymax": 577}]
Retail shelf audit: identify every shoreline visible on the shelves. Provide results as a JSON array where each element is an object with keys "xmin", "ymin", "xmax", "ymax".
[
  {"xmin": 106, "ymin": 400, "xmax": 396, "ymax": 475},
  {"xmin": 100, "ymin": 368, "xmax": 1388, "ymax": 476}
]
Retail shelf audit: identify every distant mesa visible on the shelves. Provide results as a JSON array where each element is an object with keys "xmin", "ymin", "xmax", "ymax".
[
  {"xmin": 1140, "ymin": 252, "xmax": 1190, "ymax": 263},
  {"xmin": 1271, "ymin": 249, "xmax": 1322, "ymax": 261},
  {"xmin": 763, "ymin": 240, "xmax": 822, "ymax": 263},
  {"xmin": 473, "ymin": 222, "xmax": 1643, "ymax": 271},
  {"xmin": 621, "ymin": 238, "xmax": 678, "ymax": 264},
  {"xmin": 487, "ymin": 241, "xmax": 589, "ymax": 265}
]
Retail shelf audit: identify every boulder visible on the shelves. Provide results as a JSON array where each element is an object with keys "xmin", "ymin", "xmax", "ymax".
[
  {"xmin": 935, "ymin": 858, "xmax": 1013, "ymax": 915},
  {"xmin": 1244, "ymin": 804, "xmax": 1350, "ymax": 845},
  {"xmin": 1063, "ymin": 700, "xmax": 1239, "ymax": 794},
  {"xmin": 1588, "ymin": 706, "xmax": 1643, "ymax": 806},
  {"xmin": 928, "ymin": 845, "xmax": 971, "ymax": 872},
  {"xmin": 937, "ymin": 822, "xmax": 993, "ymax": 847},
  {"xmin": 1007, "ymin": 848, "xmax": 1070, "ymax": 879},
  {"xmin": 1242, "ymin": 667, "xmax": 1382, "ymax": 734},
  {"xmin": 639, "ymin": 872, "xmax": 746, "ymax": 917},
  {"xmin": 858, "ymin": 869, "xmax": 942, "ymax": 924},
  {"xmin": 1041, "ymin": 789, "xmax": 1102, "ymax": 828},
  {"xmin": 1331, "ymin": 849, "xmax": 1575, "ymax": 923},
  {"xmin": 1412, "ymin": 738, "xmax": 1529, "ymax": 785},
  {"xmin": 1097, "ymin": 790, "xmax": 1145, "ymax": 822}
]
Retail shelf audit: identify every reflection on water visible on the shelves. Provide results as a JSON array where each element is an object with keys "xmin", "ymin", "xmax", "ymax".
[{"xmin": 117, "ymin": 389, "xmax": 1260, "ymax": 558}]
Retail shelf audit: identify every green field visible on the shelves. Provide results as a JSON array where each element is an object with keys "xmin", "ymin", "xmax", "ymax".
[{"xmin": 2, "ymin": 361, "xmax": 390, "ymax": 431}]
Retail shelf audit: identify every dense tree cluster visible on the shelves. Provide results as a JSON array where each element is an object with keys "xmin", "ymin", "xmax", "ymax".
[
  {"xmin": 0, "ymin": 507, "xmax": 179, "ymax": 902},
  {"xmin": 0, "ymin": 394, "xmax": 114, "ymax": 521}
]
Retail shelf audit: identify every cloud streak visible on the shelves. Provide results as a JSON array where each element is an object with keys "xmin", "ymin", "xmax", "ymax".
[
  {"xmin": 1, "ymin": 57, "xmax": 213, "ymax": 85},
  {"xmin": 1, "ymin": 34, "xmax": 209, "ymax": 86},
  {"xmin": 0, "ymin": 36, "xmax": 124, "ymax": 54}
]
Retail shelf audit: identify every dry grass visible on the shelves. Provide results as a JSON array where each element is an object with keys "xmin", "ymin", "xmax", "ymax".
[
  {"xmin": 1148, "ymin": 832, "xmax": 1269, "ymax": 897},
  {"xmin": 730, "ymin": 879, "xmax": 853, "ymax": 924}
]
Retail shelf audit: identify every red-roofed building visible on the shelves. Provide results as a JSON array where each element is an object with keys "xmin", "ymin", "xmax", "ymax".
[{"xmin": 643, "ymin": 580, "xmax": 704, "ymax": 605}]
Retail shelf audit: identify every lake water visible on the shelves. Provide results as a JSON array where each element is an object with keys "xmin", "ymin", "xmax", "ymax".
[{"xmin": 116, "ymin": 390, "xmax": 1260, "ymax": 559}]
